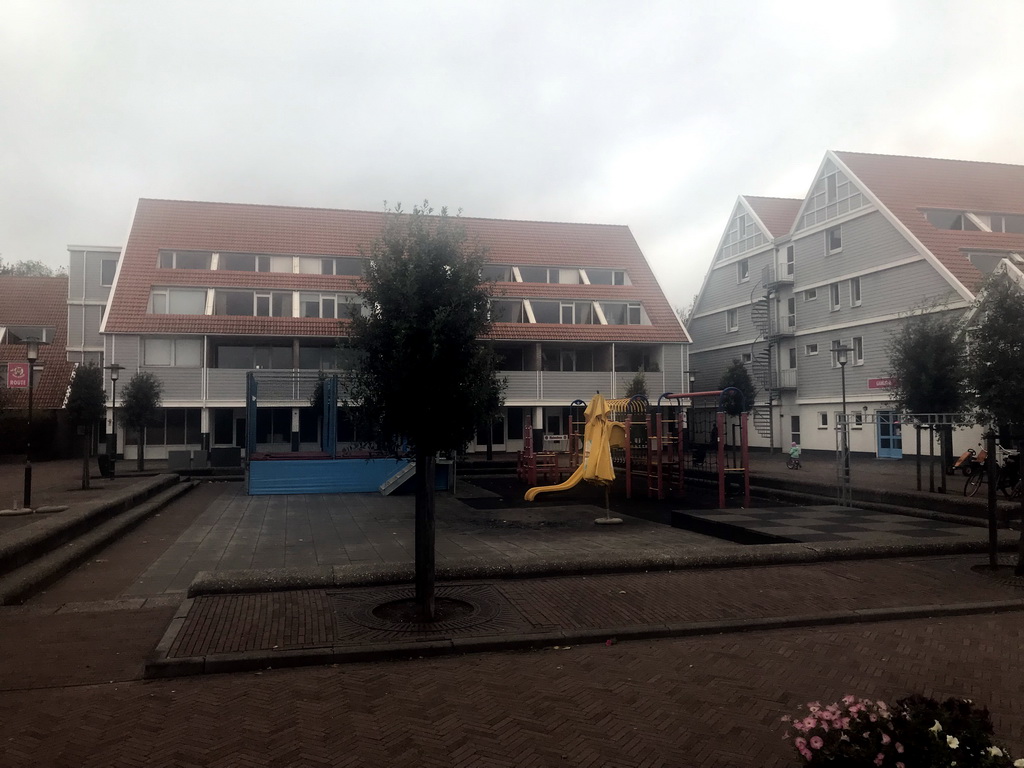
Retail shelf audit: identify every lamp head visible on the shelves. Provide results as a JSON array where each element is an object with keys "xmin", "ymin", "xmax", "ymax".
[
  {"xmin": 25, "ymin": 340, "xmax": 39, "ymax": 362},
  {"xmin": 834, "ymin": 345, "xmax": 850, "ymax": 367},
  {"xmin": 105, "ymin": 363, "xmax": 125, "ymax": 382}
]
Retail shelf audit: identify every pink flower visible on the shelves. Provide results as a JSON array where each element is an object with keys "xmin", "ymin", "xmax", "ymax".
[
  {"xmin": 803, "ymin": 716, "xmax": 817, "ymax": 729},
  {"xmin": 895, "ymin": 742, "xmax": 904, "ymax": 753},
  {"xmin": 881, "ymin": 733, "xmax": 891, "ymax": 745},
  {"xmin": 794, "ymin": 737, "xmax": 807, "ymax": 750},
  {"xmin": 800, "ymin": 747, "xmax": 813, "ymax": 760},
  {"xmin": 808, "ymin": 702, "xmax": 821, "ymax": 711},
  {"xmin": 874, "ymin": 753, "xmax": 884, "ymax": 766},
  {"xmin": 840, "ymin": 717, "xmax": 851, "ymax": 729},
  {"xmin": 843, "ymin": 695, "xmax": 856, "ymax": 704},
  {"xmin": 869, "ymin": 714, "xmax": 878, "ymax": 722},
  {"xmin": 810, "ymin": 736, "xmax": 824, "ymax": 749}
]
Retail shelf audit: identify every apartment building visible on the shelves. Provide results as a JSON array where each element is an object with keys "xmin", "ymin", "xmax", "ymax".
[
  {"xmin": 95, "ymin": 199, "xmax": 690, "ymax": 460},
  {"xmin": 67, "ymin": 246, "xmax": 121, "ymax": 366},
  {"xmin": 688, "ymin": 151, "xmax": 1024, "ymax": 458}
]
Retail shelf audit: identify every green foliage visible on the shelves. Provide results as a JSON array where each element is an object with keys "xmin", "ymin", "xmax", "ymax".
[
  {"xmin": 65, "ymin": 364, "xmax": 106, "ymax": 425},
  {"xmin": 718, "ymin": 359, "xmax": 756, "ymax": 415},
  {"xmin": 969, "ymin": 276, "xmax": 1024, "ymax": 433},
  {"xmin": 886, "ymin": 308, "xmax": 969, "ymax": 417},
  {"xmin": 625, "ymin": 368, "xmax": 648, "ymax": 398},
  {"xmin": 347, "ymin": 202, "xmax": 505, "ymax": 456},
  {"xmin": 118, "ymin": 371, "xmax": 163, "ymax": 433},
  {"xmin": 0, "ymin": 257, "xmax": 66, "ymax": 277}
]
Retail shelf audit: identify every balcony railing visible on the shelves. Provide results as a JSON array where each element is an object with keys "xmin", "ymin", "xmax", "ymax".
[{"xmin": 145, "ymin": 367, "xmax": 684, "ymax": 405}]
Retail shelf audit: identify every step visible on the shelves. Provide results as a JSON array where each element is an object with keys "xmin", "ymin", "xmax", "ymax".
[{"xmin": 0, "ymin": 480, "xmax": 196, "ymax": 605}]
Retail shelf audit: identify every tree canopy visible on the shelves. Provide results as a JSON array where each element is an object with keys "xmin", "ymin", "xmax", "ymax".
[
  {"xmin": 0, "ymin": 257, "xmax": 66, "ymax": 277},
  {"xmin": 718, "ymin": 359, "xmax": 756, "ymax": 415},
  {"xmin": 66, "ymin": 364, "xmax": 106, "ymax": 425},
  {"xmin": 969, "ymin": 275, "xmax": 1024, "ymax": 434},
  {"xmin": 118, "ymin": 371, "xmax": 163, "ymax": 471},
  {"xmin": 347, "ymin": 203, "xmax": 505, "ymax": 456},
  {"xmin": 886, "ymin": 308, "xmax": 969, "ymax": 418}
]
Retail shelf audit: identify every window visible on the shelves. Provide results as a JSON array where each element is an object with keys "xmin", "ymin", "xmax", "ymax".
[
  {"xmin": 600, "ymin": 302, "xmax": 643, "ymax": 325},
  {"xmin": 737, "ymin": 259, "xmax": 749, "ymax": 283},
  {"xmin": 785, "ymin": 297, "xmax": 796, "ymax": 330},
  {"xmin": 805, "ymin": 343, "xmax": 818, "ymax": 356},
  {"xmin": 741, "ymin": 352, "xmax": 752, "ymax": 364},
  {"xmin": 829, "ymin": 282, "xmax": 841, "ymax": 311},
  {"xmin": 826, "ymin": 172, "xmax": 838, "ymax": 203},
  {"xmin": 852, "ymin": 336, "xmax": 864, "ymax": 365},
  {"xmin": 804, "ymin": 288, "xmax": 817, "ymax": 301},
  {"xmin": 791, "ymin": 415, "xmax": 800, "ymax": 446},
  {"xmin": 149, "ymin": 288, "xmax": 207, "ymax": 315},
  {"xmin": 583, "ymin": 268, "xmax": 627, "ymax": 286},
  {"xmin": 490, "ymin": 299, "xmax": 526, "ymax": 323},
  {"xmin": 831, "ymin": 339, "xmax": 843, "ymax": 368},
  {"xmin": 852, "ymin": 412, "xmax": 864, "ymax": 429},
  {"xmin": 301, "ymin": 293, "xmax": 340, "ymax": 319},
  {"xmin": 850, "ymin": 276, "xmax": 862, "ymax": 306},
  {"xmin": 788, "ymin": 347, "xmax": 797, "ymax": 368},
  {"xmin": 818, "ymin": 412, "xmax": 829, "ymax": 429},
  {"xmin": 212, "ymin": 290, "xmax": 292, "ymax": 317},
  {"xmin": 785, "ymin": 245, "xmax": 795, "ymax": 277},
  {"xmin": 481, "ymin": 265, "xmax": 512, "ymax": 281},
  {"xmin": 826, "ymin": 226, "xmax": 842, "ymax": 254},
  {"xmin": 158, "ymin": 250, "xmax": 212, "ymax": 270},
  {"xmin": 726, "ymin": 309, "xmax": 738, "ymax": 332},
  {"xmin": 518, "ymin": 266, "xmax": 580, "ymax": 284},
  {"xmin": 144, "ymin": 338, "xmax": 202, "ymax": 367},
  {"xmin": 100, "ymin": 259, "xmax": 117, "ymax": 286}
]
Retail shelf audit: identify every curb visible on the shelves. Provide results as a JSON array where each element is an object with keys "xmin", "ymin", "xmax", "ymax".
[
  {"xmin": 0, "ymin": 480, "xmax": 197, "ymax": 605},
  {"xmin": 188, "ymin": 534, "xmax": 1020, "ymax": 598},
  {"xmin": 144, "ymin": 596, "xmax": 1024, "ymax": 679}
]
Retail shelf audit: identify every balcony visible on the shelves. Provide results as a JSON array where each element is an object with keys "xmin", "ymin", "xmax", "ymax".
[
  {"xmin": 762, "ymin": 264, "xmax": 794, "ymax": 290},
  {"xmin": 148, "ymin": 367, "xmax": 684, "ymax": 405}
]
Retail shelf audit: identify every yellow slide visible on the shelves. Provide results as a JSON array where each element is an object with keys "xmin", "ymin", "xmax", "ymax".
[{"xmin": 524, "ymin": 464, "xmax": 586, "ymax": 501}]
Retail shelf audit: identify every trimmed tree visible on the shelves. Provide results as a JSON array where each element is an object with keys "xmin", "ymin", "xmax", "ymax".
[
  {"xmin": 65, "ymin": 364, "xmax": 107, "ymax": 489},
  {"xmin": 119, "ymin": 371, "xmax": 163, "ymax": 472},
  {"xmin": 626, "ymin": 367, "xmax": 648, "ymax": 399},
  {"xmin": 967, "ymin": 275, "xmax": 1024, "ymax": 575},
  {"xmin": 887, "ymin": 308, "xmax": 969, "ymax": 416},
  {"xmin": 348, "ymin": 203, "xmax": 505, "ymax": 620},
  {"xmin": 718, "ymin": 359, "xmax": 756, "ymax": 416}
]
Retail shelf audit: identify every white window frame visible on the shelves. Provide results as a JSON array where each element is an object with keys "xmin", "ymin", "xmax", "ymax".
[
  {"xmin": 829, "ymin": 282, "xmax": 841, "ymax": 311},
  {"xmin": 826, "ymin": 225, "xmax": 843, "ymax": 254},
  {"xmin": 726, "ymin": 308, "xmax": 739, "ymax": 332},
  {"xmin": 737, "ymin": 259, "xmax": 749, "ymax": 283},
  {"xmin": 831, "ymin": 339, "xmax": 843, "ymax": 368},
  {"xmin": 852, "ymin": 412, "xmax": 864, "ymax": 430},
  {"xmin": 740, "ymin": 352, "xmax": 752, "ymax": 364},
  {"xmin": 850, "ymin": 276, "xmax": 862, "ymax": 307},
  {"xmin": 100, "ymin": 259, "xmax": 117, "ymax": 287},
  {"xmin": 805, "ymin": 343, "xmax": 818, "ymax": 356},
  {"xmin": 785, "ymin": 245, "xmax": 795, "ymax": 277},
  {"xmin": 143, "ymin": 337, "xmax": 202, "ymax": 367},
  {"xmin": 804, "ymin": 288, "xmax": 817, "ymax": 302},
  {"xmin": 818, "ymin": 411, "xmax": 829, "ymax": 429},
  {"xmin": 852, "ymin": 336, "xmax": 864, "ymax": 366}
]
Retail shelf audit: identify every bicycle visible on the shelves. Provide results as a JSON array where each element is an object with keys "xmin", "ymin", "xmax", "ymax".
[
  {"xmin": 786, "ymin": 455, "xmax": 801, "ymax": 470},
  {"xmin": 964, "ymin": 449, "xmax": 1020, "ymax": 498}
]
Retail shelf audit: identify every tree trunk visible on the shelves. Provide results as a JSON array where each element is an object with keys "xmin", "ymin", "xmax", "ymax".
[
  {"xmin": 414, "ymin": 450, "xmax": 436, "ymax": 621},
  {"xmin": 137, "ymin": 428, "xmax": 145, "ymax": 472},
  {"xmin": 81, "ymin": 427, "xmax": 90, "ymax": 490}
]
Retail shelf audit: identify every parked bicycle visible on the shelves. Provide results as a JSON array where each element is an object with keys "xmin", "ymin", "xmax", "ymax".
[{"xmin": 964, "ymin": 448, "xmax": 1021, "ymax": 498}]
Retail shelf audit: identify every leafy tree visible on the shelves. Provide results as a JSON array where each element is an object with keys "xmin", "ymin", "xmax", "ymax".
[
  {"xmin": 66, "ymin": 364, "xmax": 106, "ymax": 489},
  {"xmin": 718, "ymin": 359, "xmax": 756, "ymax": 416},
  {"xmin": 348, "ymin": 202, "xmax": 505, "ymax": 620},
  {"xmin": 118, "ymin": 371, "xmax": 163, "ymax": 472},
  {"xmin": 886, "ymin": 308, "xmax": 969, "ymax": 417},
  {"xmin": 0, "ymin": 257, "xmax": 66, "ymax": 277},
  {"xmin": 967, "ymin": 275, "xmax": 1024, "ymax": 575},
  {"xmin": 625, "ymin": 367, "xmax": 648, "ymax": 399}
]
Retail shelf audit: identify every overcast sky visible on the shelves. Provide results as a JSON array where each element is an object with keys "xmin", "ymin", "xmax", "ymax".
[{"xmin": 3, "ymin": 0, "xmax": 1024, "ymax": 312}]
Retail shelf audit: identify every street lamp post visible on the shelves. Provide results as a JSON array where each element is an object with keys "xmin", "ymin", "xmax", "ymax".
[
  {"xmin": 23, "ymin": 338, "xmax": 46, "ymax": 509},
  {"xmin": 833, "ymin": 345, "xmax": 851, "ymax": 505},
  {"xmin": 104, "ymin": 363, "xmax": 125, "ymax": 479}
]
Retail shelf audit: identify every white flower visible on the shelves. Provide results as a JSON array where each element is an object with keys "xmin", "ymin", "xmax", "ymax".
[
  {"xmin": 947, "ymin": 735, "xmax": 959, "ymax": 749},
  {"xmin": 988, "ymin": 747, "xmax": 1004, "ymax": 757},
  {"xmin": 929, "ymin": 720, "xmax": 943, "ymax": 734},
  {"xmin": 1013, "ymin": 759, "xmax": 1024, "ymax": 768}
]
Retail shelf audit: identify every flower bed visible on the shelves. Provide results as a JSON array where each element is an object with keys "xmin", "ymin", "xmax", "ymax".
[{"xmin": 781, "ymin": 695, "xmax": 1021, "ymax": 767}]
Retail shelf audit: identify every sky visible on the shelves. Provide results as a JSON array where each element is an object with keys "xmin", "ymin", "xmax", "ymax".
[{"xmin": 3, "ymin": 0, "xmax": 1024, "ymax": 313}]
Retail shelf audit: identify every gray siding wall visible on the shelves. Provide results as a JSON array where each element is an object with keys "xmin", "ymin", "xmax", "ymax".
[
  {"xmin": 691, "ymin": 246, "xmax": 774, "ymax": 352},
  {"xmin": 793, "ymin": 211, "xmax": 916, "ymax": 288},
  {"xmin": 689, "ymin": 346, "xmax": 754, "ymax": 395},
  {"xmin": 662, "ymin": 344, "xmax": 683, "ymax": 392},
  {"xmin": 143, "ymin": 367, "xmax": 203, "ymax": 401}
]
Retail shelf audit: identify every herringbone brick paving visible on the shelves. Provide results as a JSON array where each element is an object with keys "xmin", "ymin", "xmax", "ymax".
[
  {"xmin": 0, "ymin": 613, "xmax": 1021, "ymax": 767},
  {"xmin": 170, "ymin": 555, "xmax": 1022, "ymax": 656}
]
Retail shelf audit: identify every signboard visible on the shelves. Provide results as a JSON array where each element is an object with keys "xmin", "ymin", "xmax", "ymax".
[
  {"xmin": 7, "ymin": 363, "xmax": 29, "ymax": 389},
  {"xmin": 867, "ymin": 378, "xmax": 896, "ymax": 390}
]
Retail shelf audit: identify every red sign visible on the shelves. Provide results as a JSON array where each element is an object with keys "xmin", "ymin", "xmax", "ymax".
[
  {"xmin": 6, "ymin": 363, "xmax": 29, "ymax": 388},
  {"xmin": 867, "ymin": 378, "xmax": 896, "ymax": 390}
]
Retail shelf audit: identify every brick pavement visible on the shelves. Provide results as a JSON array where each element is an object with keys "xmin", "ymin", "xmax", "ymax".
[{"xmin": 0, "ymin": 613, "xmax": 1020, "ymax": 767}]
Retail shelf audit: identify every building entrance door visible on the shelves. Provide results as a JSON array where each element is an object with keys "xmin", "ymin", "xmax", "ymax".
[{"xmin": 877, "ymin": 411, "xmax": 903, "ymax": 458}]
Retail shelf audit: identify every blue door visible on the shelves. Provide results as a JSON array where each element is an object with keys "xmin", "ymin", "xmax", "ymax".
[{"xmin": 877, "ymin": 411, "xmax": 903, "ymax": 459}]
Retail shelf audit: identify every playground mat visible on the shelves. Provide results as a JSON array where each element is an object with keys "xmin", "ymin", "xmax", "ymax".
[{"xmin": 672, "ymin": 505, "xmax": 988, "ymax": 545}]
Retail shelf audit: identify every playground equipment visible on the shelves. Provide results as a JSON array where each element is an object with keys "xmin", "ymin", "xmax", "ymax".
[{"xmin": 518, "ymin": 387, "xmax": 750, "ymax": 509}]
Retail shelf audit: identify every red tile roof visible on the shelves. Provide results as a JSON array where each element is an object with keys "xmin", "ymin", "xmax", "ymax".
[
  {"xmin": 835, "ymin": 151, "xmax": 1024, "ymax": 293},
  {"xmin": 744, "ymin": 196, "xmax": 802, "ymax": 238},
  {"xmin": 0, "ymin": 276, "xmax": 76, "ymax": 410},
  {"xmin": 105, "ymin": 199, "xmax": 690, "ymax": 343}
]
